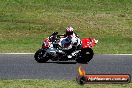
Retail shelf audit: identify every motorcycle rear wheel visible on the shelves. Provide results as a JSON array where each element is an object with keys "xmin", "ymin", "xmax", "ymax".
[
  {"xmin": 34, "ymin": 49, "xmax": 49, "ymax": 63},
  {"xmin": 76, "ymin": 48, "xmax": 94, "ymax": 64}
]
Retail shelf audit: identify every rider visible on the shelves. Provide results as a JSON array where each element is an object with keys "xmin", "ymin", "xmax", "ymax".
[
  {"xmin": 64, "ymin": 26, "xmax": 82, "ymax": 58},
  {"xmin": 49, "ymin": 26, "xmax": 81, "ymax": 58},
  {"xmin": 61, "ymin": 26, "xmax": 78, "ymax": 49},
  {"xmin": 49, "ymin": 26, "xmax": 80, "ymax": 49}
]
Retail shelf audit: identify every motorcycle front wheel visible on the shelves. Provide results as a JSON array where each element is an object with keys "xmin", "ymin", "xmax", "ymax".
[{"xmin": 34, "ymin": 49, "xmax": 49, "ymax": 63}]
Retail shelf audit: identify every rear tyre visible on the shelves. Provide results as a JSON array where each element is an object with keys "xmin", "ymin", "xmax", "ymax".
[
  {"xmin": 76, "ymin": 48, "xmax": 94, "ymax": 64},
  {"xmin": 34, "ymin": 49, "xmax": 49, "ymax": 63}
]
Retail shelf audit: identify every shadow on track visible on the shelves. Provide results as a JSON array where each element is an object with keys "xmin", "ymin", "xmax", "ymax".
[
  {"xmin": 40, "ymin": 61, "xmax": 77, "ymax": 64},
  {"xmin": 38, "ymin": 61, "xmax": 88, "ymax": 64}
]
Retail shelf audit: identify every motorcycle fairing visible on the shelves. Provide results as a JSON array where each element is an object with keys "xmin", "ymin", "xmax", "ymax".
[{"xmin": 81, "ymin": 38, "xmax": 98, "ymax": 48}]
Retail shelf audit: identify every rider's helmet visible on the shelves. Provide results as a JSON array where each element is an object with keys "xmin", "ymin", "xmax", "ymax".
[{"xmin": 66, "ymin": 26, "xmax": 74, "ymax": 36}]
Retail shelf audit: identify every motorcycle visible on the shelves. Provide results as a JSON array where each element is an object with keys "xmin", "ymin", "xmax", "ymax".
[{"xmin": 34, "ymin": 32, "xmax": 98, "ymax": 63}]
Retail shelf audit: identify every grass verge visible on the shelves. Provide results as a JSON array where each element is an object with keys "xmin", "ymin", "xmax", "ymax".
[{"xmin": 0, "ymin": 79, "xmax": 131, "ymax": 88}]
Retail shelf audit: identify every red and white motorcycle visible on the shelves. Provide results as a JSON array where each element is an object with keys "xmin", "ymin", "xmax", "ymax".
[{"xmin": 34, "ymin": 32, "xmax": 98, "ymax": 63}]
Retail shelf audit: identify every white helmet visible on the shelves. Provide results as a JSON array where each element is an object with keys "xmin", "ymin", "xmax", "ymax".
[{"xmin": 66, "ymin": 26, "xmax": 74, "ymax": 36}]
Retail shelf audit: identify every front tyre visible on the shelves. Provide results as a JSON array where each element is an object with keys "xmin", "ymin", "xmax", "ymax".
[
  {"xmin": 76, "ymin": 48, "xmax": 94, "ymax": 64},
  {"xmin": 34, "ymin": 49, "xmax": 49, "ymax": 63}
]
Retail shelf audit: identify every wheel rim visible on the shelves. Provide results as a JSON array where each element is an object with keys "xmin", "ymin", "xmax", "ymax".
[
  {"xmin": 37, "ymin": 51, "xmax": 44, "ymax": 60},
  {"xmin": 85, "ymin": 51, "xmax": 90, "ymax": 55}
]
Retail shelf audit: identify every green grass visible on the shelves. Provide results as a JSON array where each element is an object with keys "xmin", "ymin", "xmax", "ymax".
[
  {"xmin": 0, "ymin": 0, "xmax": 132, "ymax": 53},
  {"xmin": 0, "ymin": 79, "xmax": 131, "ymax": 88}
]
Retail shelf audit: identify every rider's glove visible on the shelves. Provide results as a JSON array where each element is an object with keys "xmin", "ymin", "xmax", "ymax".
[{"xmin": 52, "ymin": 32, "xmax": 58, "ymax": 35}]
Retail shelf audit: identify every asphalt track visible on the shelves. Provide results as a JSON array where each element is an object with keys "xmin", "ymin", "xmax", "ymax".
[{"xmin": 0, "ymin": 54, "xmax": 132, "ymax": 80}]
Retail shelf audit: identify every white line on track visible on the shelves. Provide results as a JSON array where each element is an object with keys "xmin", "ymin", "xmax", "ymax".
[
  {"xmin": 0, "ymin": 53, "xmax": 132, "ymax": 55},
  {"xmin": 103, "ymin": 54, "xmax": 132, "ymax": 55},
  {"xmin": 0, "ymin": 53, "xmax": 34, "ymax": 54}
]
